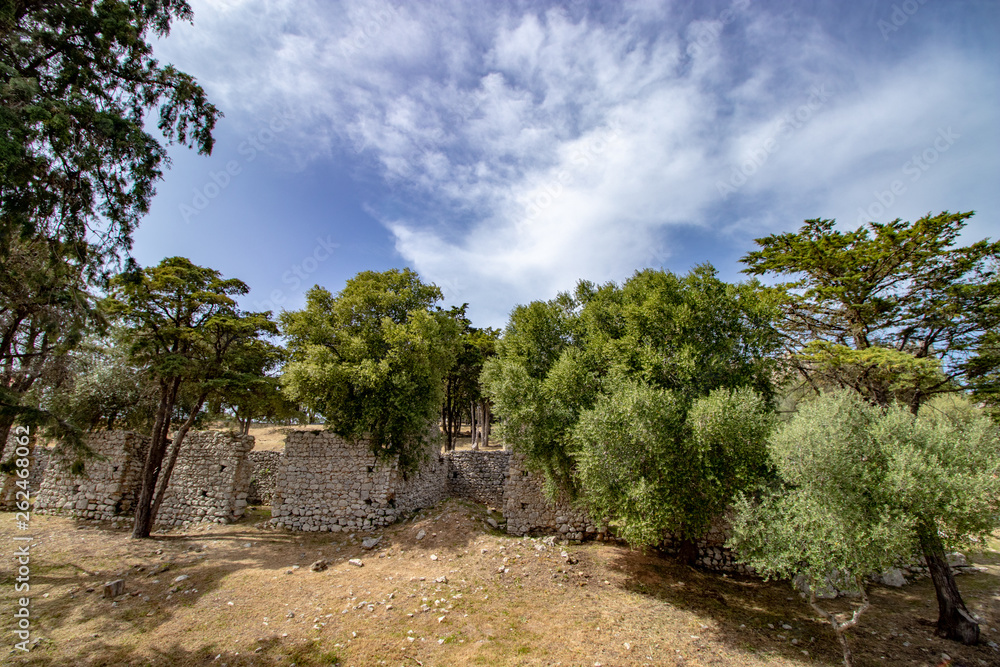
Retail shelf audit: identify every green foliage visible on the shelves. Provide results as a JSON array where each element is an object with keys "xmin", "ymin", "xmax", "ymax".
[
  {"xmin": 484, "ymin": 265, "xmax": 782, "ymax": 538},
  {"xmin": 30, "ymin": 329, "xmax": 160, "ymax": 432},
  {"xmin": 575, "ymin": 383, "xmax": 773, "ymax": 545},
  {"xmin": 280, "ymin": 269, "xmax": 460, "ymax": 471},
  {"xmin": 742, "ymin": 212, "xmax": 1000, "ymax": 412},
  {"xmin": 729, "ymin": 390, "xmax": 1000, "ymax": 588},
  {"xmin": 0, "ymin": 0, "xmax": 219, "ymax": 256}
]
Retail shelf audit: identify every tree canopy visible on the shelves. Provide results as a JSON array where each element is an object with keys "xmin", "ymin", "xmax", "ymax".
[
  {"xmin": 280, "ymin": 268, "xmax": 460, "ymax": 471},
  {"xmin": 483, "ymin": 265, "xmax": 782, "ymax": 552},
  {"xmin": 729, "ymin": 391, "xmax": 1000, "ymax": 657},
  {"xmin": 741, "ymin": 212, "xmax": 1000, "ymax": 413},
  {"xmin": 105, "ymin": 256, "xmax": 276, "ymax": 537},
  {"xmin": 1, "ymin": 0, "xmax": 220, "ymax": 256}
]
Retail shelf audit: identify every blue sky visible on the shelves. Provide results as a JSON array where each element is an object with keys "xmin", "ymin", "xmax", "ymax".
[{"xmin": 133, "ymin": 0, "xmax": 1000, "ymax": 328}]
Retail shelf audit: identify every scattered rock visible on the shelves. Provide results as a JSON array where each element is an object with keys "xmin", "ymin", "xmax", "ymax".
[
  {"xmin": 173, "ymin": 575, "xmax": 189, "ymax": 584},
  {"xmin": 880, "ymin": 568, "xmax": 906, "ymax": 587},
  {"xmin": 416, "ymin": 530, "xmax": 426, "ymax": 540},
  {"xmin": 348, "ymin": 559, "xmax": 364, "ymax": 567},
  {"xmin": 434, "ymin": 576, "xmax": 448, "ymax": 584},
  {"xmin": 430, "ymin": 554, "xmax": 438, "ymax": 561},
  {"xmin": 485, "ymin": 517, "xmax": 499, "ymax": 529},
  {"xmin": 946, "ymin": 553, "xmax": 968, "ymax": 568},
  {"xmin": 361, "ymin": 536, "xmax": 382, "ymax": 550},
  {"xmin": 103, "ymin": 580, "xmax": 125, "ymax": 599},
  {"xmin": 310, "ymin": 559, "xmax": 329, "ymax": 572}
]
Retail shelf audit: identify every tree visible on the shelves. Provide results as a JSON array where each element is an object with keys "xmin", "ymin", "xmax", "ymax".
[
  {"xmin": 575, "ymin": 382, "xmax": 773, "ymax": 555},
  {"xmin": 483, "ymin": 266, "xmax": 782, "ymax": 555},
  {"xmin": 741, "ymin": 212, "xmax": 1000, "ymax": 414},
  {"xmin": 729, "ymin": 391, "xmax": 1000, "ymax": 660},
  {"xmin": 214, "ymin": 338, "xmax": 295, "ymax": 435},
  {"xmin": 1, "ymin": 0, "xmax": 219, "ymax": 458},
  {"xmin": 28, "ymin": 328, "xmax": 160, "ymax": 433},
  {"xmin": 1, "ymin": 0, "xmax": 220, "ymax": 254},
  {"xmin": 105, "ymin": 257, "xmax": 276, "ymax": 538},
  {"xmin": 439, "ymin": 304, "xmax": 499, "ymax": 450},
  {"xmin": 0, "ymin": 235, "xmax": 99, "ymax": 462},
  {"xmin": 280, "ymin": 269, "xmax": 460, "ymax": 472}
]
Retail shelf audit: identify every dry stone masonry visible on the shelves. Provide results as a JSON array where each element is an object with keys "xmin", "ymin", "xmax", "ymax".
[
  {"xmin": 444, "ymin": 450, "xmax": 509, "ymax": 508},
  {"xmin": 154, "ymin": 431, "xmax": 254, "ymax": 527},
  {"xmin": 270, "ymin": 430, "xmax": 447, "ymax": 532},
  {"xmin": 247, "ymin": 450, "xmax": 281, "ymax": 505},
  {"xmin": 34, "ymin": 431, "xmax": 149, "ymax": 521},
  {"xmin": 0, "ymin": 432, "xmax": 49, "ymax": 510},
  {"xmin": 502, "ymin": 452, "xmax": 605, "ymax": 541}
]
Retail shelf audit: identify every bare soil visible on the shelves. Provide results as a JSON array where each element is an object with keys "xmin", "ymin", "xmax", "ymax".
[{"xmin": 2, "ymin": 500, "xmax": 998, "ymax": 666}]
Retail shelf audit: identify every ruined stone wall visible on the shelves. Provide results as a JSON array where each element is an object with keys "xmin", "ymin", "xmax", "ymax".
[
  {"xmin": 270, "ymin": 430, "xmax": 447, "ymax": 532},
  {"xmin": 154, "ymin": 431, "xmax": 254, "ymax": 527},
  {"xmin": 34, "ymin": 431, "xmax": 149, "ymax": 521},
  {"xmin": 0, "ymin": 432, "xmax": 49, "ymax": 510},
  {"xmin": 247, "ymin": 450, "xmax": 281, "ymax": 505},
  {"xmin": 658, "ymin": 512, "xmax": 751, "ymax": 574},
  {"xmin": 444, "ymin": 450, "xmax": 509, "ymax": 508},
  {"xmin": 502, "ymin": 452, "xmax": 604, "ymax": 541}
]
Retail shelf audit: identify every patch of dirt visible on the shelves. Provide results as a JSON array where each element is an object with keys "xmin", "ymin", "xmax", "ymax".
[{"xmin": 2, "ymin": 500, "xmax": 998, "ymax": 666}]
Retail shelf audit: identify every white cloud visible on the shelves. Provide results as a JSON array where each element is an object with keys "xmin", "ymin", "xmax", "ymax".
[{"xmin": 162, "ymin": 0, "xmax": 999, "ymax": 326}]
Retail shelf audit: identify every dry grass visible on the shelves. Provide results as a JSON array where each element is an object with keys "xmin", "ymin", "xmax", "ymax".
[
  {"xmin": 2, "ymin": 499, "xmax": 998, "ymax": 666},
  {"xmin": 245, "ymin": 424, "xmax": 503, "ymax": 453}
]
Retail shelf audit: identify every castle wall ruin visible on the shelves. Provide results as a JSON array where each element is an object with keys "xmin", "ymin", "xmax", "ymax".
[
  {"xmin": 443, "ymin": 450, "xmax": 508, "ymax": 508},
  {"xmin": 269, "ymin": 430, "xmax": 447, "ymax": 532}
]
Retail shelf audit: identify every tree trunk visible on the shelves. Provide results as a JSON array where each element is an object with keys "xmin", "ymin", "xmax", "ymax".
[
  {"xmin": 677, "ymin": 536, "xmax": 698, "ymax": 566},
  {"xmin": 482, "ymin": 400, "xmax": 491, "ymax": 448},
  {"xmin": 132, "ymin": 378, "xmax": 180, "ymax": 539},
  {"xmin": 918, "ymin": 521, "xmax": 980, "ymax": 644},
  {"xmin": 150, "ymin": 392, "xmax": 207, "ymax": 524},
  {"xmin": 808, "ymin": 577, "xmax": 869, "ymax": 667},
  {"xmin": 0, "ymin": 414, "xmax": 15, "ymax": 462}
]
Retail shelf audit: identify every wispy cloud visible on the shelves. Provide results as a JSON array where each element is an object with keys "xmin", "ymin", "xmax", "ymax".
[{"xmin": 160, "ymin": 0, "xmax": 1000, "ymax": 325}]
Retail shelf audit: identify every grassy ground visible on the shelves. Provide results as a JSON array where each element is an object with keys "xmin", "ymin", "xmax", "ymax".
[{"xmin": 2, "ymin": 500, "xmax": 998, "ymax": 666}]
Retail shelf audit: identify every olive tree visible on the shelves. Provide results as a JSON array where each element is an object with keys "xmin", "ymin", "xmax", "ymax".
[{"xmin": 729, "ymin": 391, "xmax": 1000, "ymax": 660}]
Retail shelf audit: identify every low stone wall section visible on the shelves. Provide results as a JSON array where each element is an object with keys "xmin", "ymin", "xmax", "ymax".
[
  {"xmin": 34, "ymin": 431, "xmax": 150, "ymax": 521},
  {"xmin": 270, "ymin": 430, "xmax": 447, "ymax": 532},
  {"xmin": 502, "ymin": 452, "xmax": 605, "ymax": 541},
  {"xmin": 155, "ymin": 431, "xmax": 254, "ymax": 527},
  {"xmin": 247, "ymin": 451, "xmax": 281, "ymax": 505},
  {"xmin": 444, "ymin": 450, "xmax": 509, "ymax": 508}
]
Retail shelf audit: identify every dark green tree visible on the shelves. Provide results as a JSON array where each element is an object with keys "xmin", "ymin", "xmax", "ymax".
[
  {"xmin": 741, "ymin": 212, "xmax": 1000, "ymax": 413},
  {"xmin": 440, "ymin": 304, "xmax": 499, "ymax": 450},
  {"xmin": 483, "ymin": 266, "xmax": 782, "ymax": 557},
  {"xmin": 280, "ymin": 269, "xmax": 460, "ymax": 472},
  {"xmin": 1, "ymin": 0, "xmax": 219, "ymax": 458},
  {"xmin": 1, "ymin": 0, "xmax": 220, "ymax": 253},
  {"xmin": 105, "ymin": 257, "xmax": 276, "ymax": 538}
]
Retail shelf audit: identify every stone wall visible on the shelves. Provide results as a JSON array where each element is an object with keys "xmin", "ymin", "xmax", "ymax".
[
  {"xmin": 444, "ymin": 450, "xmax": 509, "ymax": 508},
  {"xmin": 658, "ymin": 512, "xmax": 751, "ymax": 574},
  {"xmin": 247, "ymin": 451, "xmax": 281, "ymax": 505},
  {"xmin": 502, "ymin": 452, "xmax": 604, "ymax": 541},
  {"xmin": 154, "ymin": 431, "xmax": 254, "ymax": 527},
  {"xmin": 34, "ymin": 431, "xmax": 150, "ymax": 521},
  {"xmin": 0, "ymin": 432, "xmax": 49, "ymax": 510},
  {"xmin": 270, "ymin": 429, "xmax": 447, "ymax": 532}
]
